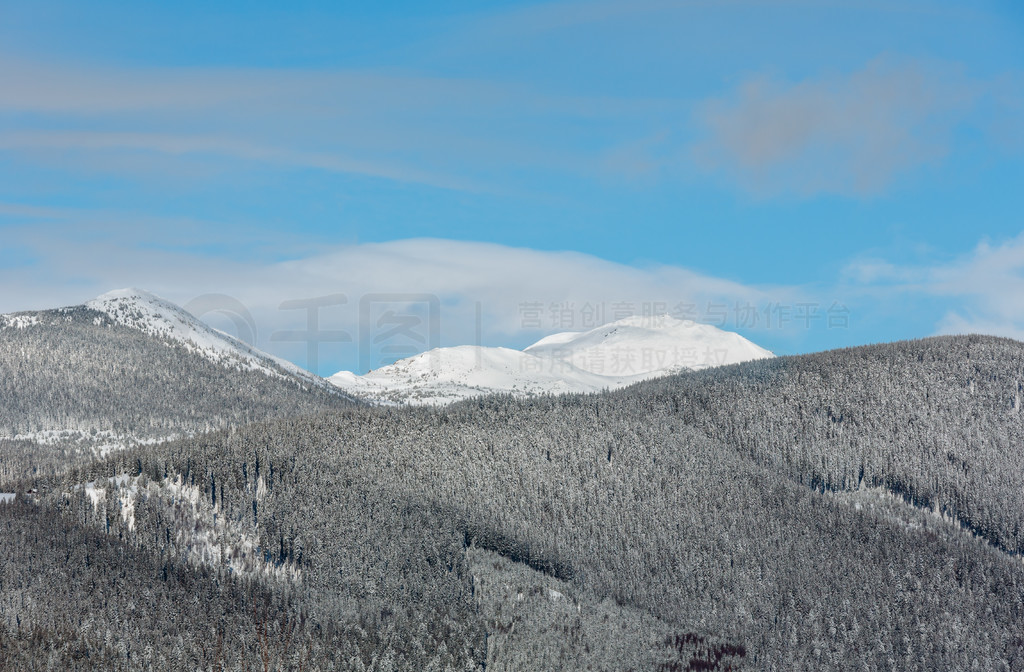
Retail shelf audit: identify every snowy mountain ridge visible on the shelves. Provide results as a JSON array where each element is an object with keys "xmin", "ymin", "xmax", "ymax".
[
  {"xmin": 329, "ymin": 345, "xmax": 623, "ymax": 405},
  {"xmin": 0, "ymin": 289, "xmax": 353, "ymax": 467},
  {"xmin": 525, "ymin": 314, "xmax": 774, "ymax": 376},
  {"xmin": 85, "ymin": 288, "xmax": 327, "ymax": 389},
  {"xmin": 329, "ymin": 314, "xmax": 774, "ymax": 405},
  {"xmin": 6, "ymin": 289, "xmax": 773, "ymax": 406}
]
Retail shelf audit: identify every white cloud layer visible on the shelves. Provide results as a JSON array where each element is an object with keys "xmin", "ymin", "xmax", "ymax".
[
  {"xmin": 845, "ymin": 232, "xmax": 1024, "ymax": 341},
  {"xmin": 4, "ymin": 218, "xmax": 1024, "ymax": 373},
  {"xmin": 0, "ymin": 232, "xmax": 811, "ymax": 373}
]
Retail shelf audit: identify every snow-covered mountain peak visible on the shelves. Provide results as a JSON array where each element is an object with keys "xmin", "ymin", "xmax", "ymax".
[
  {"xmin": 329, "ymin": 344, "xmax": 614, "ymax": 406},
  {"xmin": 86, "ymin": 288, "xmax": 325, "ymax": 387},
  {"xmin": 329, "ymin": 313, "xmax": 774, "ymax": 405},
  {"xmin": 593, "ymin": 313, "xmax": 697, "ymax": 330},
  {"xmin": 88, "ymin": 288, "xmax": 203, "ymax": 335},
  {"xmin": 87, "ymin": 287, "xmax": 242, "ymax": 356},
  {"xmin": 524, "ymin": 314, "xmax": 773, "ymax": 376},
  {"xmin": 90, "ymin": 287, "xmax": 166, "ymax": 305},
  {"xmin": 527, "ymin": 314, "xmax": 717, "ymax": 348}
]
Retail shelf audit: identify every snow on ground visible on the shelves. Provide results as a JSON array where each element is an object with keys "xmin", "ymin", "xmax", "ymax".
[
  {"xmin": 74, "ymin": 474, "xmax": 136, "ymax": 525},
  {"xmin": 70, "ymin": 473, "xmax": 300, "ymax": 582},
  {"xmin": 0, "ymin": 428, "xmax": 178, "ymax": 457},
  {"xmin": 0, "ymin": 493, "xmax": 15, "ymax": 504},
  {"xmin": 329, "ymin": 314, "xmax": 773, "ymax": 405},
  {"xmin": 0, "ymin": 313, "xmax": 40, "ymax": 330},
  {"xmin": 86, "ymin": 288, "xmax": 327, "ymax": 389}
]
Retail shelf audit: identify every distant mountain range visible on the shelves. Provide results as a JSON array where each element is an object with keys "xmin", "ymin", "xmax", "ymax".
[
  {"xmin": 4, "ymin": 288, "xmax": 776, "ymax": 409},
  {"xmin": 77, "ymin": 290, "xmax": 778, "ymax": 407},
  {"xmin": 329, "ymin": 315, "xmax": 773, "ymax": 404},
  {"xmin": 2, "ymin": 287, "xmax": 1023, "ymax": 669},
  {"xmin": 0, "ymin": 289, "xmax": 773, "ymax": 471}
]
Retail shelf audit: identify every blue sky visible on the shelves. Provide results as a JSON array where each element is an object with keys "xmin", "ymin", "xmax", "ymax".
[{"xmin": 1, "ymin": 0, "xmax": 1023, "ymax": 374}]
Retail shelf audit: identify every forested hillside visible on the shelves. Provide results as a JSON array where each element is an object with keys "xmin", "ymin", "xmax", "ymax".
[
  {"xmin": 0, "ymin": 305, "xmax": 353, "ymax": 481},
  {"xmin": 635, "ymin": 334, "xmax": 1024, "ymax": 556},
  {"xmin": 2, "ymin": 335, "xmax": 1024, "ymax": 670}
]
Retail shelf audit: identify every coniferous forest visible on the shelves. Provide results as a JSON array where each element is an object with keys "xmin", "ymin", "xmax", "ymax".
[
  {"xmin": 2, "ymin": 316, "xmax": 1024, "ymax": 670},
  {"xmin": 5, "ymin": 0, "xmax": 1023, "ymax": 668}
]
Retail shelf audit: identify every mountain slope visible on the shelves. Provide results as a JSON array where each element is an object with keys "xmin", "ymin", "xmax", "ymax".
[
  {"xmin": 329, "ymin": 314, "xmax": 773, "ymax": 404},
  {"xmin": 0, "ymin": 290, "xmax": 354, "ymax": 481},
  {"xmin": 17, "ymin": 334, "xmax": 1022, "ymax": 670},
  {"xmin": 86, "ymin": 288, "xmax": 324, "ymax": 387}
]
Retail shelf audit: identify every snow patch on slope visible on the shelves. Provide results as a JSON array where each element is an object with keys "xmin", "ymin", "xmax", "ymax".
[
  {"xmin": 0, "ymin": 429, "xmax": 177, "ymax": 457},
  {"xmin": 0, "ymin": 313, "xmax": 40, "ymax": 330},
  {"xmin": 72, "ymin": 473, "xmax": 300, "ymax": 583}
]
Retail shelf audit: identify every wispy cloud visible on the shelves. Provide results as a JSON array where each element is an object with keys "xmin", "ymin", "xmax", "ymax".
[
  {"xmin": 844, "ymin": 233, "xmax": 1024, "ymax": 340},
  {"xmin": 692, "ymin": 57, "xmax": 983, "ymax": 197},
  {"xmin": 465, "ymin": 0, "xmax": 987, "ymax": 41},
  {"xmin": 0, "ymin": 58, "xmax": 672, "ymax": 193},
  {"xmin": 0, "ymin": 59, "xmax": 274, "ymax": 113},
  {"xmin": 0, "ymin": 130, "xmax": 480, "ymax": 191},
  {"xmin": 2, "ymin": 48, "xmax": 1015, "ymax": 200},
  {"xmin": 0, "ymin": 201, "xmax": 74, "ymax": 219},
  {"xmin": 929, "ymin": 236, "xmax": 1024, "ymax": 340}
]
